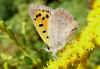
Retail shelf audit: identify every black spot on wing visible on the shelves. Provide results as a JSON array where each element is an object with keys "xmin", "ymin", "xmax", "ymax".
[
  {"xmin": 46, "ymin": 14, "xmax": 49, "ymax": 18},
  {"xmin": 36, "ymin": 15, "xmax": 39, "ymax": 18},
  {"xmin": 42, "ymin": 30, "xmax": 46, "ymax": 33},
  {"xmin": 36, "ymin": 13, "xmax": 41, "ymax": 18},
  {"xmin": 46, "ymin": 46, "xmax": 50, "ymax": 50},
  {"xmin": 42, "ymin": 17, "xmax": 45, "ymax": 20},
  {"xmin": 38, "ymin": 13, "xmax": 41, "ymax": 16},
  {"xmin": 46, "ymin": 36, "xmax": 49, "ymax": 39},
  {"xmin": 39, "ymin": 24, "xmax": 43, "ymax": 27}
]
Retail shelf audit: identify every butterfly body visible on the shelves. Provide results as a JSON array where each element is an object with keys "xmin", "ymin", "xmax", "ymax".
[{"xmin": 29, "ymin": 4, "xmax": 79, "ymax": 54}]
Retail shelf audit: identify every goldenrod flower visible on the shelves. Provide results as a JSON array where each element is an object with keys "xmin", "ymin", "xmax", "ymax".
[
  {"xmin": 96, "ymin": 65, "xmax": 100, "ymax": 69},
  {"xmin": 92, "ymin": 0, "xmax": 100, "ymax": 9}
]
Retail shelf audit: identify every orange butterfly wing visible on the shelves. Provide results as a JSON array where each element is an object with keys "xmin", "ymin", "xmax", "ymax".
[{"xmin": 29, "ymin": 4, "xmax": 52, "ymax": 46}]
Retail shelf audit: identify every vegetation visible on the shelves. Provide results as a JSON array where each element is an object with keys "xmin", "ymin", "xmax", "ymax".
[{"xmin": 0, "ymin": 0, "xmax": 100, "ymax": 69}]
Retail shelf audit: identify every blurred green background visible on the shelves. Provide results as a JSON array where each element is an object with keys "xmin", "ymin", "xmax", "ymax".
[{"xmin": 0, "ymin": 0, "xmax": 99, "ymax": 69}]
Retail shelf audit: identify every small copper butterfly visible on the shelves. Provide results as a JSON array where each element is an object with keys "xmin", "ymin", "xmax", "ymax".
[{"xmin": 29, "ymin": 4, "xmax": 79, "ymax": 55}]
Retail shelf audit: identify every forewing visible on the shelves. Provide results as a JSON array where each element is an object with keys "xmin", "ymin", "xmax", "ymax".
[{"xmin": 29, "ymin": 4, "xmax": 53, "ymax": 46}]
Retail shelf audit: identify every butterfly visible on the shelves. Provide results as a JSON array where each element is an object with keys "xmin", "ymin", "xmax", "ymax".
[{"xmin": 29, "ymin": 4, "xmax": 79, "ymax": 55}]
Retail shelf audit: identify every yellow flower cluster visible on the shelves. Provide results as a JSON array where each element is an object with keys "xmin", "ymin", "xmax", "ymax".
[
  {"xmin": 96, "ymin": 65, "xmax": 100, "ymax": 69},
  {"xmin": 92, "ymin": 0, "xmax": 100, "ymax": 9},
  {"xmin": 44, "ymin": 0, "xmax": 100, "ymax": 69}
]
